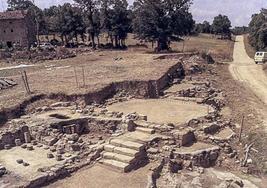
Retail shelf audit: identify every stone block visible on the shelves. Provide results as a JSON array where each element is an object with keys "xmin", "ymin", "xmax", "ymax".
[
  {"xmin": 16, "ymin": 159, "xmax": 24, "ymax": 164},
  {"xmin": 47, "ymin": 152, "xmax": 54, "ymax": 159},
  {"xmin": 15, "ymin": 139, "xmax": 22, "ymax": 146},
  {"xmin": 172, "ymin": 129, "xmax": 196, "ymax": 146},
  {"xmin": 27, "ymin": 145, "xmax": 34, "ymax": 151},
  {"xmin": 55, "ymin": 154, "xmax": 63, "ymax": 161},
  {"xmin": 24, "ymin": 132, "xmax": 31, "ymax": 143},
  {"xmin": 4, "ymin": 144, "xmax": 11, "ymax": 150}
]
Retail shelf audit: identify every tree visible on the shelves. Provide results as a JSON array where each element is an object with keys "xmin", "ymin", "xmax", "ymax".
[
  {"xmin": 194, "ymin": 21, "xmax": 211, "ymax": 34},
  {"xmin": 248, "ymin": 11, "xmax": 267, "ymax": 50},
  {"xmin": 7, "ymin": 0, "xmax": 34, "ymax": 10},
  {"xmin": 100, "ymin": 0, "xmax": 131, "ymax": 48},
  {"xmin": 231, "ymin": 26, "xmax": 249, "ymax": 35},
  {"xmin": 133, "ymin": 0, "xmax": 194, "ymax": 51},
  {"xmin": 74, "ymin": 0, "xmax": 99, "ymax": 48},
  {"xmin": 212, "ymin": 14, "xmax": 232, "ymax": 39},
  {"xmin": 202, "ymin": 21, "xmax": 211, "ymax": 33}
]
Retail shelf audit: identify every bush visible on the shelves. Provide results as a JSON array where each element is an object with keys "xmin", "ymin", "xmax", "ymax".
[{"xmin": 201, "ymin": 52, "xmax": 215, "ymax": 64}]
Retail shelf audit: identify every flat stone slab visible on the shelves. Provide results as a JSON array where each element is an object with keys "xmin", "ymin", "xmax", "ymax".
[
  {"xmin": 108, "ymin": 99, "xmax": 210, "ymax": 124},
  {"xmin": 110, "ymin": 139, "xmax": 144, "ymax": 151},
  {"xmin": 174, "ymin": 142, "xmax": 220, "ymax": 156},
  {"xmin": 102, "ymin": 152, "xmax": 134, "ymax": 164},
  {"xmin": 99, "ymin": 159, "xmax": 129, "ymax": 172}
]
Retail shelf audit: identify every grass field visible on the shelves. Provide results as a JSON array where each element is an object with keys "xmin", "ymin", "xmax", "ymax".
[
  {"xmin": 39, "ymin": 33, "xmax": 235, "ymax": 62},
  {"xmin": 244, "ymin": 34, "xmax": 256, "ymax": 59}
]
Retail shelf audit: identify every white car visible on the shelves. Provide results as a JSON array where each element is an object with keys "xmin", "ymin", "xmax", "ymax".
[{"xmin": 254, "ymin": 51, "xmax": 267, "ymax": 64}]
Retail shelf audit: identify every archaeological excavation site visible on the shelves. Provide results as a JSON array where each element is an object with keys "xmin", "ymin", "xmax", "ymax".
[{"xmin": 1, "ymin": 48, "xmax": 265, "ymax": 188}]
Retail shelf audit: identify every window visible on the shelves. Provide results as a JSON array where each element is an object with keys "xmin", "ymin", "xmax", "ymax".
[
  {"xmin": 3, "ymin": 30, "xmax": 6, "ymax": 33},
  {"xmin": 11, "ymin": 29, "xmax": 14, "ymax": 32},
  {"xmin": 9, "ymin": 21, "xmax": 12, "ymax": 24}
]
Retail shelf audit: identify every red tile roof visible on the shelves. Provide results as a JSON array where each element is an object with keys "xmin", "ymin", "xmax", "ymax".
[{"xmin": 0, "ymin": 10, "xmax": 27, "ymax": 20}]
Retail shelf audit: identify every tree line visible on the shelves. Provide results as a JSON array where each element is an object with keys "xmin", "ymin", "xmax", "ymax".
[
  {"xmin": 6, "ymin": 0, "xmax": 233, "ymax": 51},
  {"xmin": 194, "ymin": 15, "xmax": 232, "ymax": 39},
  {"xmin": 248, "ymin": 9, "xmax": 267, "ymax": 50}
]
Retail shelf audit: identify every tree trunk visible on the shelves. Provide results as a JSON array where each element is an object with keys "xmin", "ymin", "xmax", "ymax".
[
  {"xmin": 90, "ymin": 32, "xmax": 95, "ymax": 48},
  {"xmin": 64, "ymin": 35, "xmax": 68, "ymax": 45},
  {"xmin": 60, "ymin": 35, "xmax": 64, "ymax": 44},
  {"xmin": 157, "ymin": 37, "xmax": 169, "ymax": 52},
  {"xmin": 115, "ymin": 35, "xmax": 119, "ymax": 48},
  {"xmin": 110, "ymin": 35, "xmax": 114, "ymax": 46},
  {"xmin": 97, "ymin": 36, "xmax": 100, "ymax": 46}
]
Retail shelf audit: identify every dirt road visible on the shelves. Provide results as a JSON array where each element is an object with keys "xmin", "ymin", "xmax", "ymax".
[{"xmin": 229, "ymin": 36, "xmax": 267, "ymax": 128}]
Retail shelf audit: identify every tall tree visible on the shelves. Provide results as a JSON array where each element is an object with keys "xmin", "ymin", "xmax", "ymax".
[
  {"xmin": 74, "ymin": 0, "xmax": 99, "ymax": 48},
  {"xmin": 212, "ymin": 14, "xmax": 231, "ymax": 39},
  {"xmin": 100, "ymin": 0, "xmax": 131, "ymax": 48},
  {"xmin": 248, "ymin": 11, "xmax": 267, "ymax": 50},
  {"xmin": 7, "ymin": 0, "xmax": 34, "ymax": 10},
  {"xmin": 133, "ymin": 0, "xmax": 194, "ymax": 51},
  {"xmin": 195, "ymin": 21, "xmax": 211, "ymax": 34}
]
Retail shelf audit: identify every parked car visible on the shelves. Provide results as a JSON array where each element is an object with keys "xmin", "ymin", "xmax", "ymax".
[{"xmin": 254, "ymin": 51, "xmax": 267, "ymax": 64}]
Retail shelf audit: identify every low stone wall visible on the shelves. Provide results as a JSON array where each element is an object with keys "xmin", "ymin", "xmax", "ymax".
[{"xmin": 0, "ymin": 125, "xmax": 30, "ymax": 149}]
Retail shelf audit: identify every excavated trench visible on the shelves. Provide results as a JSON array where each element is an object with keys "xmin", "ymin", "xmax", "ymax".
[{"xmin": 0, "ymin": 61, "xmax": 184, "ymax": 126}]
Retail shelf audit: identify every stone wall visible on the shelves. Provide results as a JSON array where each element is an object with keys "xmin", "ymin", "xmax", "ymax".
[
  {"xmin": 0, "ymin": 14, "xmax": 36, "ymax": 47},
  {"xmin": 0, "ymin": 125, "xmax": 29, "ymax": 149}
]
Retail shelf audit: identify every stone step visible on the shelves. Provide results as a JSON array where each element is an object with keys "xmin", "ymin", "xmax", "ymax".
[
  {"xmin": 102, "ymin": 152, "xmax": 135, "ymax": 164},
  {"xmin": 104, "ymin": 145, "xmax": 140, "ymax": 157},
  {"xmin": 99, "ymin": 159, "xmax": 130, "ymax": 172},
  {"xmin": 136, "ymin": 127, "xmax": 155, "ymax": 134},
  {"xmin": 134, "ymin": 120, "xmax": 151, "ymax": 128},
  {"xmin": 110, "ymin": 139, "xmax": 144, "ymax": 151}
]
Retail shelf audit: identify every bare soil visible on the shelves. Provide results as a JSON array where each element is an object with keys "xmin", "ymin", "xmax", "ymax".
[
  {"xmin": 47, "ymin": 163, "xmax": 151, "ymax": 188},
  {"xmin": 229, "ymin": 36, "xmax": 267, "ymax": 128},
  {"xmin": 0, "ymin": 51, "xmax": 177, "ymax": 110},
  {"xmin": 108, "ymin": 99, "xmax": 210, "ymax": 124}
]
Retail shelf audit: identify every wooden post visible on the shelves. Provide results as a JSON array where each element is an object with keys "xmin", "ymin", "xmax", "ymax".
[
  {"xmin": 239, "ymin": 115, "xmax": 245, "ymax": 142},
  {"xmin": 21, "ymin": 71, "xmax": 28, "ymax": 94},
  {"xmin": 23, "ymin": 71, "xmax": 31, "ymax": 94},
  {"xmin": 74, "ymin": 67, "xmax": 79, "ymax": 88}
]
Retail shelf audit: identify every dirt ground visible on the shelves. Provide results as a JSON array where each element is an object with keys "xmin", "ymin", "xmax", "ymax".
[
  {"xmin": 48, "ymin": 163, "xmax": 151, "ymax": 188},
  {"xmin": 0, "ymin": 34, "xmax": 234, "ymax": 111},
  {"xmin": 108, "ymin": 99, "xmax": 210, "ymax": 124},
  {"xmin": 229, "ymin": 36, "xmax": 267, "ymax": 130},
  {"xmin": 0, "ymin": 51, "xmax": 178, "ymax": 110},
  {"xmin": 0, "ymin": 147, "xmax": 66, "ymax": 179}
]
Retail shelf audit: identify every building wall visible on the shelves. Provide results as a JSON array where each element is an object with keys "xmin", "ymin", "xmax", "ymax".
[{"xmin": 0, "ymin": 17, "xmax": 36, "ymax": 47}]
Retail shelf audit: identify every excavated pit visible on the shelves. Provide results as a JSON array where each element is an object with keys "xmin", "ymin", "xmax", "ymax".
[{"xmin": 107, "ymin": 99, "xmax": 211, "ymax": 124}]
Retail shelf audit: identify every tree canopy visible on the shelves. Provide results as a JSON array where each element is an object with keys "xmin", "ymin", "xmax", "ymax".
[
  {"xmin": 248, "ymin": 11, "xmax": 267, "ymax": 50},
  {"xmin": 195, "ymin": 21, "xmax": 211, "ymax": 34},
  {"xmin": 133, "ymin": 0, "xmax": 194, "ymax": 51},
  {"xmin": 212, "ymin": 14, "xmax": 231, "ymax": 39}
]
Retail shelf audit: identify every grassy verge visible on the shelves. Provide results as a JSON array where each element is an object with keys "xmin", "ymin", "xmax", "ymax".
[
  {"xmin": 244, "ymin": 34, "xmax": 256, "ymax": 59},
  {"xmin": 39, "ymin": 33, "xmax": 235, "ymax": 62}
]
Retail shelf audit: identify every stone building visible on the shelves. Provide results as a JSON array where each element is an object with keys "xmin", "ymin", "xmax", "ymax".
[{"xmin": 0, "ymin": 10, "xmax": 36, "ymax": 48}]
